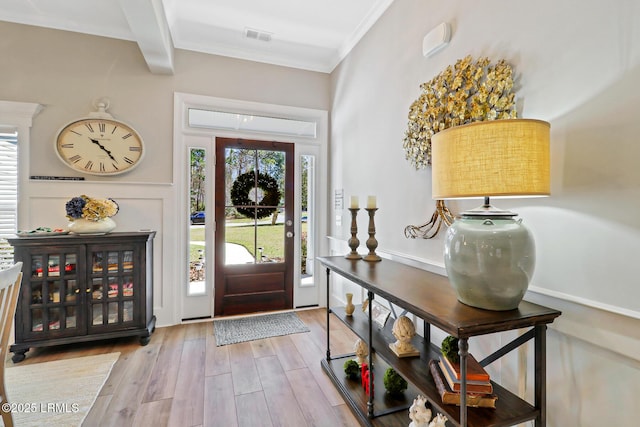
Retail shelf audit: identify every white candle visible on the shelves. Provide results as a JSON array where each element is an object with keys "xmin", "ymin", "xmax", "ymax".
[
  {"xmin": 367, "ymin": 195, "xmax": 377, "ymax": 209},
  {"xmin": 350, "ymin": 196, "xmax": 359, "ymax": 209}
]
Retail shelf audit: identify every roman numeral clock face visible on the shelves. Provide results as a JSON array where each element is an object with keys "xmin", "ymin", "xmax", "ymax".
[{"xmin": 55, "ymin": 118, "xmax": 144, "ymax": 175}]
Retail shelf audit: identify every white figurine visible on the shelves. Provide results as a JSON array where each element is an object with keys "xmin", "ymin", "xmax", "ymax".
[
  {"xmin": 408, "ymin": 395, "xmax": 431, "ymax": 427},
  {"xmin": 354, "ymin": 338, "xmax": 368, "ymax": 366},
  {"xmin": 390, "ymin": 315, "xmax": 420, "ymax": 357},
  {"xmin": 428, "ymin": 413, "xmax": 448, "ymax": 427}
]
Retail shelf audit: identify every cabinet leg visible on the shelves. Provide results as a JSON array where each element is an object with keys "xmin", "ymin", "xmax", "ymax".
[
  {"xmin": 139, "ymin": 335, "xmax": 151, "ymax": 346},
  {"xmin": 11, "ymin": 350, "xmax": 27, "ymax": 363}
]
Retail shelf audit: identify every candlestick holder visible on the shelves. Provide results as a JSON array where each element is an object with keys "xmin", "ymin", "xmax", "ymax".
[
  {"xmin": 364, "ymin": 208, "xmax": 381, "ymax": 262},
  {"xmin": 345, "ymin": 208, "xmax": 362, "ymax": 260}
]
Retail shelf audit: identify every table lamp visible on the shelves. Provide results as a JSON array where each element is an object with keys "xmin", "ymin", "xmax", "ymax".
[{"xmin": 431, "ymin": 119, "xmax": 550, "ymax": 310}]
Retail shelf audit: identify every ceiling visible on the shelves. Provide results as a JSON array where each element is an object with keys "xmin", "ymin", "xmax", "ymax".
[{"xmin": 0, "ymin": 0, "xmax": 395, "ymax": 74}]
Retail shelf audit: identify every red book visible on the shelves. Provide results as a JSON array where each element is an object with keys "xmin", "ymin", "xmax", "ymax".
[
  {"xmin": 438, "ymin": 360, "xmax": 493, "ymax": 394},
  {"xmin": 429, "ymin": 360, "xmax": 497, "ymax": 408},
  {"xmin": 441, "ymin": 354, "xmax": 490, "ymax": 382}
]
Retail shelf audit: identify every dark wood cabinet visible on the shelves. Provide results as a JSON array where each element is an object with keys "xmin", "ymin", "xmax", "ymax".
[
  {"xmin": 318, "ymin": 256, "xmax": 561, "ymax": 427},
  {"xmin": 8, "ymin": 231, "xmax": 156, "ymax": 362}
]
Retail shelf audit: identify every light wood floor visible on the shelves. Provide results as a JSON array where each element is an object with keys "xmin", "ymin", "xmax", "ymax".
[{"xmin": 12, "ymin": 308, "xmax": 363, "ymax": 427}]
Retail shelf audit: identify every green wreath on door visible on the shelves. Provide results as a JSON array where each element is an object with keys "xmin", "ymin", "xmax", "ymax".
[{"xmin": 230, "ymin": 171, "xmax": 281, "ymax": 219}]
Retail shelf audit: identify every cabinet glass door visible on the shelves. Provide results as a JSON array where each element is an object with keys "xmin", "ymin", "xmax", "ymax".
[
  {"xmin": 24, "ymin": 250, "xmax": 82, "ymax": 338},
  {"xmin": 88, "ymin": 247, "xmax": 137, "ymax": 331}
]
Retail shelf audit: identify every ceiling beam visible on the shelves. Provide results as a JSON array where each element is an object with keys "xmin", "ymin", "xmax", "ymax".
[{"xmin": 118, "ymin": 0, "xmax": 174, "ymax": 75}]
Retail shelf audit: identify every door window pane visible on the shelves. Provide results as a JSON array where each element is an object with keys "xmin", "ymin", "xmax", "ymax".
[
  {"xmin": 300, "ymin": 155, "xmax": 315, "ymax": 286},
  {"xmin": 189, "ymin": 147, "xmax": 207, "ymax": 296},
  {"xmin": 224, "ymin": 148, "xmax": 286, "ymax": 265},
  {"xmin": 188, "ymin": 109, "xmax": 317, "ymax": 138}
]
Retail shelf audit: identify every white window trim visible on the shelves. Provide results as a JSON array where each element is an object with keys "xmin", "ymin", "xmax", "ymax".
[{"xmin": 0, "ymin": 101, "xmax": 43, "ymax": 231}]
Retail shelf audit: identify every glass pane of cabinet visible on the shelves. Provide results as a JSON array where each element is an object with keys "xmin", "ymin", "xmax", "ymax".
[
  {"xmin": 66, "ymin": 279, "xmax": 78, "ymax": 302},
  {"xmin": 49, "ymin": 281, "xmax": 61, "ymax": 303},
  {"xmin": 65, "ymin": 254, "xmax": 77, "ymax": 274},
  {"xmin": 31, "ymin": 255, "xmax": 43, "ymax": 278},
  {"xmin": 108, "ymin": 302, "xmax": 118, "ymax": 324},
  {"xmin": 123, "ymin": 251, "xmax": 133, "ymax": 272},
  {"xmin": 92, "ymin": 304, "xmax": 103, "ymax": 325},
  {"xmin": 31, "ymin": 308, "xmax": 43, "ymax": 332},
  {"xmin": 123, "ymin": 275, "xmax": 134, "ymax": 297},
  {"xmin": 31, "ymin": 283, "xmax": 43, "ymax": 304},
  {"xmin": 92, "ymin": 278, "xmax": 104, "ymax": 300},
  {"xmin": 108, "ymin": 251, "xmax": 118, "ymax": 273},
  {"xmin": 65, "ymin": 306, "xmax": 77, "ymax": 329},
  {"xmin": 48, "ymin": 308, "xmax": 60, "ymax": 329},
  {"xmin": 124, "ymin": 301, "xmax": 133, "ymax": 322},
  {"xmin": 48, "ymin": 255, "xmax": 60, "ymax": 276},
  {"xmin": 108, "ymin": 277, "xmax": 119, "ymax": 298}
]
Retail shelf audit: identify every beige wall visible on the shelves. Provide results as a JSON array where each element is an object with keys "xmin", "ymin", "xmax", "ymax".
[
  {"xmin": 1, "ymin": 21, "xmax": 329, "ymax": 183},
  {"xmin": 329, "ymin": 0, "xmax": 640, "ymax": 425},
  {"xmin": 0, "ymin": 20, "xmax": 330, "ymax": 325}
]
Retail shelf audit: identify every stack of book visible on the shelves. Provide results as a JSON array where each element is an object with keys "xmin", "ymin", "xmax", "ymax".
[{"xmin": 428, "ymin": 354, "xmax": 498, "ymax": 408}]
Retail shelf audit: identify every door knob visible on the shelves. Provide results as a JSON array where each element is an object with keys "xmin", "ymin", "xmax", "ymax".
[{"xmin": 286, "ymin": 231, "xmax": 294, "ymax": 238}]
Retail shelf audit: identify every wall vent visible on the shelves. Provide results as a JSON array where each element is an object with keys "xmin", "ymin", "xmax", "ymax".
[{"xmin": 244, "ymin": 28, "xmax": 272, "ymax": 42}]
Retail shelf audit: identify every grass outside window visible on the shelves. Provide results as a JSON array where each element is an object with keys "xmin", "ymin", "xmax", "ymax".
[{"xmin": 189, "ymin": 222, "xmax": 307, "ymax": 262}]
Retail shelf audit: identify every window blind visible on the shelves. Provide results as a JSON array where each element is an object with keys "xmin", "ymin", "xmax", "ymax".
[{"xmin": 0, "ymin": 132, "xmax": 18, "ymax": 268}]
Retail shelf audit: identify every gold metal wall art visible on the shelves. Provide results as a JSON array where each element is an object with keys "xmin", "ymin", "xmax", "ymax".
[
  {"xmin": 402, "ymin": 56, "xmax": 517, "ymax": 170},
  {"xmin": 402, "ymin": 55, "xmax": 519, "ymax": 239}
]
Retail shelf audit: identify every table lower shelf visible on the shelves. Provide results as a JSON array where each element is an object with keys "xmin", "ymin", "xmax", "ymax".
[
  {"xmin": 321, "ymin": 353, "xmax": 422, "ymax": 427},
  {"xmin": 329, "ymin": 306, "xmax": 539, "ymax": 427}
]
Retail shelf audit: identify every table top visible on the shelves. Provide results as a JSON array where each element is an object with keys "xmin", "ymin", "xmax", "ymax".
[
  {"xmin": 318, "ymin": 256, "xmax": 561, "ymax": 338},
  {"xmin": 8, "ymin": 231, "xmax": 156, "ymax": 245}
]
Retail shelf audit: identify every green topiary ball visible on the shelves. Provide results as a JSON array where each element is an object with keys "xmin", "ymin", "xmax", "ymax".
[
  {"xmin": 383, "ymin": 367, "xmax": 408, "ymax": 395},
  {"xmin": 344, "ymin": 359, "xmax": 360, "ymax": 379},
  {"xmin": 441, "ymin": 335, "xmax": 459, "ymax": 363}
]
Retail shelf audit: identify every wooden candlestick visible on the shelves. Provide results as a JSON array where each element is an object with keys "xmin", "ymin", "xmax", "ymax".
[
  {"xmin": 345, "ymin": 208, "xmax": 362, "ymax": 260},
  {"xmin": 363, "ymin": 208, "xmax": 381, "ymax": 262}
]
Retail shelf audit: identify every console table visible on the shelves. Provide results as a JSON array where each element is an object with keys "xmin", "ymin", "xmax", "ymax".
[{"xmin": 318, "ymin": 256, "xmax": 561, "ymax": 427}]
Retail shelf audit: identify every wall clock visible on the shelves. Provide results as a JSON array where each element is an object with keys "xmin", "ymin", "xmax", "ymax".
[{"xmin": 55, "ymin": 100, "xmax": 144, "ymax": 176}]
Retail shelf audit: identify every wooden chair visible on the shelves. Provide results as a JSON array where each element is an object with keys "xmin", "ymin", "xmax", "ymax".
[{"xmin": 0, "ymin": 262, "xmax": 23, "ymax": 427}]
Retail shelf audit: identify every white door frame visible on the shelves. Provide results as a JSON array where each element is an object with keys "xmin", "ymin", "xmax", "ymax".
[{"xmin": 173, "ymin": 93, "xmax": 328, "ymax": 320}]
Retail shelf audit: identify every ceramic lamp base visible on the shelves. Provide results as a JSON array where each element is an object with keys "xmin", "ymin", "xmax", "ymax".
[{"xmin": 444, "ymin": 214, "xmax": 535, "ymax": 311}]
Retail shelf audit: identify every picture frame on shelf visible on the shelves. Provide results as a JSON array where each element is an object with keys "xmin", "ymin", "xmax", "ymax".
[{"xmin": 370, "ymin": 300, "xmax": 391, "ymax": 329}]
